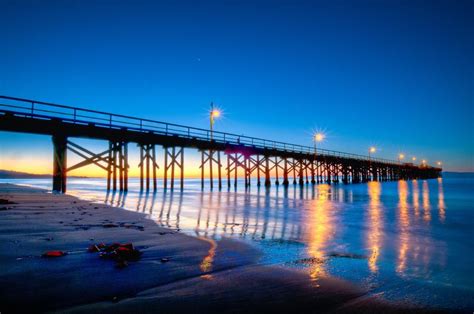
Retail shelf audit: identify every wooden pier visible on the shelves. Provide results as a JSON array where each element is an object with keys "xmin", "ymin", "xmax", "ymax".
[{"xmin": 0, "ymin": 96, "xmax": 442, "ymax": 193}]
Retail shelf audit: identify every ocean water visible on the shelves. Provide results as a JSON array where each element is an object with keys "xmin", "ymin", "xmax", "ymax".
[{"xmin": 2, "ymin": 174, "xmax": 473, "ymax": 311}]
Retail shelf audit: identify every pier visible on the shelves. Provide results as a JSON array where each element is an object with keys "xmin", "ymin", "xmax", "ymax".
[{"xmin": 0, "ymin": 95, "xmax": 442, "ymax": 193}]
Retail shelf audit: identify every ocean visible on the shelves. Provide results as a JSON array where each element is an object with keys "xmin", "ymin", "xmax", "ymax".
[{"xmin": 2, "ymin": 173, "xmax": 473, "ymax": 311}]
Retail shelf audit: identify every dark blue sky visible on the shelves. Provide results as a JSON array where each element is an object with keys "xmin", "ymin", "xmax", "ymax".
[{"xmin": 1, "ymin": 0, "xmax": 473, "ymax": 171}]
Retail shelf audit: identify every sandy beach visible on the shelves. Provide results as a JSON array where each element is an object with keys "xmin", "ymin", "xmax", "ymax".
[{"xmin": 0, "ymin": 183, "xmax": 445, "ymax": 313}]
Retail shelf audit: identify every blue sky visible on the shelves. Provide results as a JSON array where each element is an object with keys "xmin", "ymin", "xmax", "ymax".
[{"xmin": 1, "ymin": 0, "xmax": 473, "ymax": 173}]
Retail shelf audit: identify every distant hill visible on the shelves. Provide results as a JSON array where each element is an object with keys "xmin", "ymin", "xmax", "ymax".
[{"xmin": 0, "ymin": 170, "xmax": 87, "ymax": 179}]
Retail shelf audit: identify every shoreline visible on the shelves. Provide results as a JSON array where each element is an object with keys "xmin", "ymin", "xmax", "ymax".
[{"xmin": 0, "ymin": 183, "xmax": 445, "ymax": 313}]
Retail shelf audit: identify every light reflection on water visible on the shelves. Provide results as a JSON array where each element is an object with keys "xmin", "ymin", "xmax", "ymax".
[
  {"xmin": 396, "ymin": 180, "xmax": 409, "ymax": 275},
  {"xmin": 307, "ymin": 184, "xmax": 332, "ymax": 285},
  {"xmin": 367, "ymin": 181, "xmax": 382, "ymax": 273},
  {"xmin": 2, "ymin": 176, "xmax": 474, "ymax": 310}
]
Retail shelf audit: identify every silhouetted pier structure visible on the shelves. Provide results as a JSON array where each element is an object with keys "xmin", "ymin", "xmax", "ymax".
[{"xmin": 0, "ymin": 96, "xmax": 442, "ymax": 193}]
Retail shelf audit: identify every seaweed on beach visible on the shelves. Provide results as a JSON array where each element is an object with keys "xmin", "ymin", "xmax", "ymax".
[
  {"xmin": 88, "ymin": 242, "xmax": 143, "ymax": 268},
  {"xmin": 0, "ymin": 198, "xmax": 16, "ymax": 204}
]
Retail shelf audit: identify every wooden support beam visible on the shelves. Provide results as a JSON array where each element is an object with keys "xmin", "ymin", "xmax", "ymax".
[
  {"xmin": 264, "ymin": 156, "xmax": 271, "ymax": 187},
  {"xmin": 170, "ymin": 147, "xmax": 176, "ymax": 189},
  {"xmin": 107, "ymin": 141, "xmax": 112, "ymax": 190},
  {"xmin": 180, "ymin": 148, "xmax": 184, "ymax": 189},
  {"xmin": 209, "ymin": 150, "xmax": 214, "ymax": 190},
  {"xmin": 227, "ymin": 154, "xmax": 231, "ymax": 188},
  {"xmin": 234, "ymin": 153, "xmax": 238, "ymax": 187},
  {"xmin": 201, "ymin": 150, "xmax": 205, "ymax": 189},
  {"xmin": 138, "ymin": 143, "xmax": 159, "ymax": 191},
  {"xmin": 256, "ymin": 155, "xmax": 261, "ymax": 186},
  {"xmin": 217, "ymin": 150, "xmax": 222, "ymax": 190},
  {"xmin": 275, "ymin": 157, "xmax": 280, "ymax": 185},
  {"xmin": 146, "ymin": 144, "xmax": 150, "ymax": 190},
  {"xmin": 244, "ymin": 155, "xmax": 250, "ymax": 187},
  {"xmin": 164, "ymin": 147, "xmax": 169, "ymax": 189},
  {"xmin": 124, "ymin": 143, "xmax": 128, "ymax": 191},
  {"xmin": 152, "ymin": 145, "xmax": 157, "ymax": 191},
  {"xmin": 140, "ymin": 145, "xmax": 144, "ymax": 190},
  {"xmin": 52, "ymin": 135, "xmax": 67, "ymax": 193},
  {"xmin": 292, "ymin": 159, "xmax": 297, "ymax": 185},
  {"xmin": 298, "ymin": 159, "xmax": 304, "ymax": 186},
  {"xmin": 200, "ymin": 149, "xmax": 222, "ymax": 189},
  {"xmin": 119, "ymin": 142, "xmax": 124, "ymax": 191},
  {"xmin": 113, "ymin": 142, "xmax": 117, "ymax": 190}
]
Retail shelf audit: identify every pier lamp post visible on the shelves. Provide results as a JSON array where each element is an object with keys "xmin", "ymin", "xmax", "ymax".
[
  {"xmin": 368, "ymin": 147, "xmax": 376, "ymax": 181},
  {"xmin": 437, "ymin": 161, "xmax": 442, "ymax": 167},
  {"xmin": 209, "ymin": 102, "xmax": 221, "ymax": 140},
  {"xmin": 412, "ymin": 157, "xmax": 416, "ymax": 162},
  {"xmin": 313, "ymin": 132, "xmax": 324, "ymax": 184},
  {"xmin": 313, "ymin": 132, "xmax": 324, "ymax": 153},
  {"xmin": 368, "ymin": 147, "xmax": 376, "ymax": 160},
  {"xmin": 398, "ymin": 153, "xmax": 405, "ymax": 164},
  {"xmin": 422, "ymin": 159, "xmax": 427, "ymax": 167}
]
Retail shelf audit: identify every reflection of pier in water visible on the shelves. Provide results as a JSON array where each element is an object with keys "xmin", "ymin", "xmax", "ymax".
[
  {"xmin": 109, "ymin": 184, "xmax": 353, "ymax": 243},
  {"xmin": 394, "ymin": 179, "xmax": 447, "ymax": 278},
  {"xmin": 100, "ymin": 179, "xmax": 447, "ymax": 278}
]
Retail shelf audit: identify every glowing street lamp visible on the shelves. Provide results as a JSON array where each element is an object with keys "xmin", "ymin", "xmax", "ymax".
[
  {"xmin": 313, "ymin": 132, "xmax": 324, "ymax": 153},
  {"xmin": 368, "ymin": 147, "xmax": 376, "ymax": 160},
  {"xmin": 421, "ymin": 159, "xmax": 427, "ymax": 167},
  {"xmin": 398, "ymin": 153, "xmax": 405, "ymax": 163},
  {"xmin": 437, "ymin": 161, "xmax": 442, "ymax": 166},
  {"xmin": 209, "ymin": 102, "xmax": 221, "ymax": 140},
  {"xmin": 412, "ymin": 156, "xmax": 416, "ymax": 162}
]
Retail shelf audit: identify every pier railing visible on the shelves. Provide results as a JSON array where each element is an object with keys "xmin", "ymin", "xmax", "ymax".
[{"xmin": 0, "ymin": 95, "xmax": 409, "ymax": 166}]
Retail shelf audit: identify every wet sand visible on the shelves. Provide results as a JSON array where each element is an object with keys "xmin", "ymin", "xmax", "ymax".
[{"xmin": 0, "ymin": 184, "xmax": 443, "ymax": 313}]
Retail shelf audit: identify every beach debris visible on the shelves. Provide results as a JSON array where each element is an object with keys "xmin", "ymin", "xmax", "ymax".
[
  {"xmin": 121, "ymin": 223, "xmax": 145, "ymax": 231},
  {"xmin": 0, "ymin": 198, "xmax": 16, "ymax": 205},
  {"xmin": 102, "ymin": 223, "xmax": 119, "ymax": 228},
  {"xmin": 88, "ymin": 243, "xmax": 106, "ymax": 252},
  {"xmin": 157, "ymin": 231, "xmax": 173, "ymax": 235},
  {"xmin": 293, "ymin": 257, "xmax": 325, "ymax": 265},
  {"xmin": 88, "ymin": 242, "xmax": 142, "ymax": 268},
  {"xmin": 328, "ymin": 252, "xmax": 367, "ymax": 260},
  {"xmin": 42, "ymin": 250, "xmax": 67, "ymax": 258}
]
